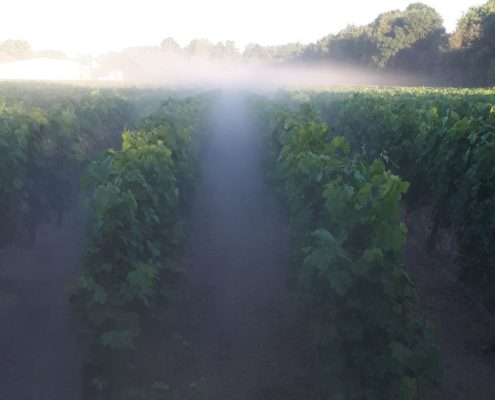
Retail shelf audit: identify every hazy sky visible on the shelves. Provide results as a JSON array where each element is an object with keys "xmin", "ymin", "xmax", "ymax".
[{"xmin": 0, "ymin": 0, "xmax": 486, "ymax": 56}]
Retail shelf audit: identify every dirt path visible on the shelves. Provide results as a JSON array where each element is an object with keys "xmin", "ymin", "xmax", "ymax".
[
  {"xmin": 147, "ymin": 93, "xmax": 322, "ymax": 399},
  {"xmin": 405, "ymin": 216, "xmax": 495, "ymax": 400},
  {"xmin": 0, "ymin": 207, "xmax": 85, "ymax": 400}
]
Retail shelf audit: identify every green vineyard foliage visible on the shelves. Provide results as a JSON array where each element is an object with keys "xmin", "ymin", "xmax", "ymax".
[
  {"xmin": 73, "ymin": 95, "xmax": 209, "ymax": 394},
  {"xmin": 294, "ymin": 88, "xmax": 495, "ymax": 305},
  {"xmin": 0, "ymin": 84, "xmax": 208, "ymax": 396},
  {"xmin": 252, "ymin": 97, "xmax": 440, "ymax": 400},
  {"xmin": 0, "ymin": 94, "xmax": 142, "ymax": 247}
]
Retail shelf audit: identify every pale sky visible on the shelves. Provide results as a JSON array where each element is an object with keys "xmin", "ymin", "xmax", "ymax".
[{"xmin": 0, "ymin": 0, "xmax": 486, "ymax": 57}]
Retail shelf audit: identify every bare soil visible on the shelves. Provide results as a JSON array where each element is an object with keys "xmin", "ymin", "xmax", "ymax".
[
  {"xmin": 405, "ymin": 211, "xmax": 495, "ymax": 400},
  {"xmin": 0, "ymin": 205, "xmax": 85, "ymax": 400}
]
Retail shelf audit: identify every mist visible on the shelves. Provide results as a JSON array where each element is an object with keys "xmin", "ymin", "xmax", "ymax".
[{"xmin": 107, "ymin": 56, "xmax": 432, "ymax": 90}]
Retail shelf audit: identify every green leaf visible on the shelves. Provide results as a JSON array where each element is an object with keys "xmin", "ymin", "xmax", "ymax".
[
  {"xmin": 99, "ymin": 329, "xmax": 139, "ymax": 350},
  {"xmin": 398, "ymin": 376, "xmax": 418, "ymax": 400}
]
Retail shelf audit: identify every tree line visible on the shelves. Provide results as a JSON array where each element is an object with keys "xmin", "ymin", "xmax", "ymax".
[
  {"xmin": 1, "ymin": 1, "xmax": 494, "ymax": 86},
  {"xmin": 303, "ymin": 1, "xmax": 495, "ymax": 86}
]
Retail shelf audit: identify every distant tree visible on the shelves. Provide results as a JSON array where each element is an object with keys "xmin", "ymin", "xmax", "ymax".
[
  {"xmin": 97, "ymin": 45, "xmax": 169, "ymax": 82},
  {"xmin": 449, "ymin": 0, "xmax": 495, "ymax": 50},
  {"xmin": 366, "ymin": 3, "xmax": 444, "ymax": 68},
  {"xmin": 387, "ymin": 3, "xmax": 446, "ymax": 74},
  {"xmin": 214, "ymin": 40, "xmax": 239, "ymax": 59},
  {"xmin": 440, "ymin": 0, "xmax": 495, "ymax": 86},
  {"xmin": 306, "ymin": 3, "xmax": 445, "ymax": 74},
  {"xmin": 243, "ymin": 42, "xmax": 305, "ymax": 63},
  {"xmin": 243, "ymin": 43, "xmax": 266, "ymax": 60},
  {"xmin": 0, "ymin": 40, "xmax": 33, "ymax": 62},
  {"xmin": 184, "ymin": 39, "xmax": 217, "ymax": 58},
  {"xmin": 315, "ymin": 25, "xmax": 376, "ymax": 65},
  {"xmin": 161, "ymin": 37, "xmax": 182, "ymax": 55}
]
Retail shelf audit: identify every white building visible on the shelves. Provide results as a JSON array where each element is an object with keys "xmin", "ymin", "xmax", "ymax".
[{"xmin": 0, "ymin": 57, "xmax": 92, "ymax": 81}]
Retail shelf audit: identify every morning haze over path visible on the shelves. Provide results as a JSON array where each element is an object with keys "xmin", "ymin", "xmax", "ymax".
[{"xmin": 154, "ymin": 92, "xmax": 323, "ymax": 399}]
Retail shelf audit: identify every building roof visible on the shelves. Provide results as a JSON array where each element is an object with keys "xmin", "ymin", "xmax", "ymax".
[{"xmin": 0, "ymin": 57, "xmax": 91, "ymax": 81}]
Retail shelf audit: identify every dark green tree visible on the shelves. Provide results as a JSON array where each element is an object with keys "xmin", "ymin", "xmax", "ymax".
[
  {"xmin": 305, "ymin": 3, "xmax": 445, "ymax": 74},
  {"xmin": 441, "ymin": 0, "xmax": 495, "ymax": 86},
  {"xmin": 387, "ymin": 3, "xmax": 446, "ymax": 74}
]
